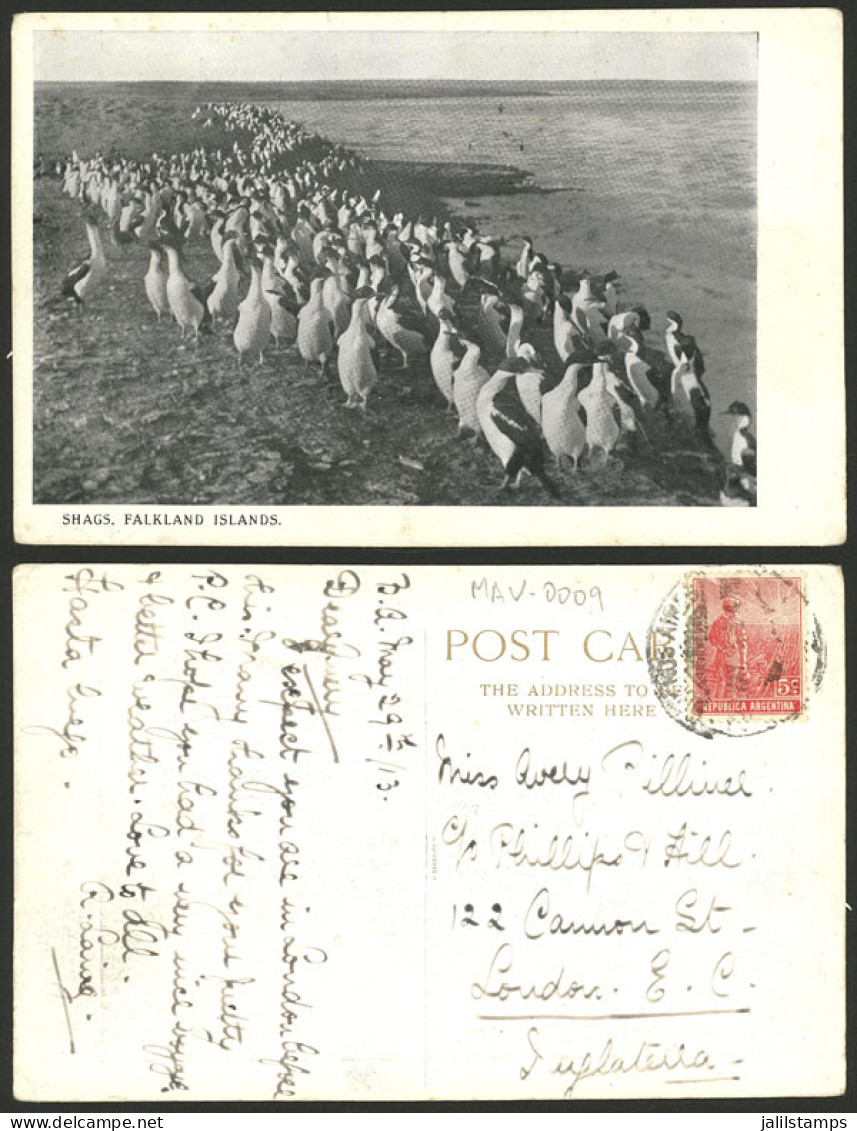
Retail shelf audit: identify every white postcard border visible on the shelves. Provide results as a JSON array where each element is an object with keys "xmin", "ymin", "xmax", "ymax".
[{"xmin": 11, "ymin": 9, "xmax": 845, "ymax": 546}]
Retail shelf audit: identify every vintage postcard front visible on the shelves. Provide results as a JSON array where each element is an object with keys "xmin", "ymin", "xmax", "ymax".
[
  {"xmin": 11, "ymin": 9, "xmax": 844, "ymax": 546},
  {"xmin": 14, "ymin": 564, "xmax": 845, "ymax": 1100}
]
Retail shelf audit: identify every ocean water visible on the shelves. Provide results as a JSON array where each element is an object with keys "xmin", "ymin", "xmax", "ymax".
[{"xmin": 271, "ymin": 81, "xmax": 757, "ymax": 452}]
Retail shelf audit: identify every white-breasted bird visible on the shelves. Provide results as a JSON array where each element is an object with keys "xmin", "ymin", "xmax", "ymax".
[
  {"xmin": 427, "ymin": 272, "xmax": 456, "ymax": 322},
  {"xmin": 578, "ymin": 355, "xmax": 621, "ymax": 460},
  {"xmin": 720, "ymin": 400, "xmax": 757, "ymax": 506},
  {"xmin": 233, "ymin": 255, "xmax": 271, "ymax": 365},
  {"xmin": 541, "ymin": 362, "xmax": 588, "ymax": 471},
  {"xmin": 553, "ymin": 293, "xmax": 580, "ymax": 363},
  {"xmin": 572, "ymin": 272, "xmax": 595, "ymax": 314},
  {"xmin": 144, "ymin": 242, "xmax": 170, "ymax": 321},
  {"xmin": 297, "ymin": 276, "xmax": 335, "ymax": 374},
  {"xmin": 515, "ymin": 236, "xmax": 535, "ymax": 280},
  {"xmin": 337, "ymin": 286, "xmax": 379, "ymax": 411},
  {"xmin": 664, "ymin": 310, "xmax": 684, "ymax": 367},
  {"xmin": 208, "ymin": 236, "xmax": 243, "ymax": 323},
  {"xmin": 161, "ymin": 237, "xmax": 209, "ymax": 340},
  {"xmin": 604, "ymin": 365, "xmax": 641, "ymax": 450},
  {"xmin": 260, "ymin": 245, "xmax": 297, "ymax": 346},
  {"xmin": 321, "ymin": 251, "xmax": 352, "ymax": 339},
  {"xmin": 209, "ymin": 212, "xmax": 227, "ymax": 262},
  {"xmin": 453, "ymin": 336, "xmax": 492, "ymax": 439},
  {"xmin": 478, "ymin": 290, "xmax": 509, "ymax": 359},
  {"xmin": 446, "ymin": 241, "xmax": 472, "ymax": 290},
  {"xmin": 477, "ymin": 360, "xmax": 559, "ymax": 497},
  {"xmin": 505, "ymin": 304, "xmax": 526, "ymax": 359},
  {"xmin": 375, "ymin": 281, "xmax": 431, "ymax": 369},
  {"xmin": 671, "ymin": 333, "xmax": 711, "ymax": 440},
  {"xmin": 430, "ymin": 311, "xmax": 459, "ymax": 413},
  {"xmin": 624, "ymin": 333, "xmax": 660, "ymax": 409},
  {"xmin": 602, "ymin": 271, "xmax": 620, "ymax": 316}
]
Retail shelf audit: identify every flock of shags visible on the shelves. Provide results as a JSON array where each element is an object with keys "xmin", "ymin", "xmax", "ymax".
[{"xmin": 47, "ymin": 100, "xmax": 756, "ymax": 505}]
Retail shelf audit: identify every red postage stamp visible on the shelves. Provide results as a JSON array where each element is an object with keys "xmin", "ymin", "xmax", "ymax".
[{"xmin": 689, "ymin": 575, "xmax": 804, "ymax": 717}]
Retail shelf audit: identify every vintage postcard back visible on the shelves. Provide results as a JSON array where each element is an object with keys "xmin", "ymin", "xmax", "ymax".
[
  {"xmin": 11, "ymin": 10, "xmax": 844, "ymax": 546},
  {"xmin": 14, "ymin": 564, "xmax": 845, "ymax": 1100}
]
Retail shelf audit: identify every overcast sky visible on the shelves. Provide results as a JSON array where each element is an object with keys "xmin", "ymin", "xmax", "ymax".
[{"xmin": 35, "ymin": 30, "xmax": 757, "ymax": 84}]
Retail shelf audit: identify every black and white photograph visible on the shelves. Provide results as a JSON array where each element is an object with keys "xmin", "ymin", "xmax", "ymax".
[{"xmin": 12, "ymin": 11, "xmax": 843, "ymax": 544}]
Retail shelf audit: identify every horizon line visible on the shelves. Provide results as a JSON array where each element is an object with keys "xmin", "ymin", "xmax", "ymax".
[{"xmin": 35, "ymin": 76, "xmax": 756, "ymax": 84}]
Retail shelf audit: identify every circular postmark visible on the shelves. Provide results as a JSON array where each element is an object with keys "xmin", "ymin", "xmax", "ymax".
[{"xmin": 647, "ymin": 570, "xmax": 826, "ymax": 739}]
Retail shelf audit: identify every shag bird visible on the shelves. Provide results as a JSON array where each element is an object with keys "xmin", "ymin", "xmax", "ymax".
[
  {"xmin": 297, "ymin": 275, "xmax": 335, "ymax": 375},
  {"xmin": 671, "ymin": 334, "xmax": 712, "ymax": 441},
  {"xmin": 553, "ymin": 293, "xmax": 581, "ymax": 363},
  {"xmin": 624, "ymin": 333, "xmax": 660, "ymax": 409},
  {"xmin": 541, "ymin": 362, "xmax": 588, "ymax": 472},
  {"xmin": 477, "ymin": 360, "xmax": 559, "ymax": 498},
  {"xmin": 337, "ymin": 286, "xmax": 379, "ymax": 411},
  {"xmin": 720, "ymin": 400, "xmax": 757, "ymax": 506},
  {"xmin": 375, "ymin": 281, "xmax": 431, "ymax": 369},
  {"xmin": 664, "ymin": 310, "xmax": 684, "ymax": 366},
  {"xmin": 578, "ymin": 353, "xmax": 621, "ymax": 461},
  {"xmin": 208, "ymin": 236, "xmax": 243, "ymax": 323},
  {"xmin": 161, "ymin": 236, "xmax": 210, "ymax": 340},
  {"xmin": 233, "ymin": 254, "xmax": 272, "ymax": 365},
  {"xmin": 144, "ymin": 241, "xmax": 170, "ymax": 321},
  {"xmin": 453, "ymin": 336, "xmax": 492, "ymax": 439},
  {"xmin": 430, "ymin": 310, "xmax": 460, "ymax": 413},
  {"xmin": 62, "ymin": 206, "xmax": 107, "ymax": 309}
]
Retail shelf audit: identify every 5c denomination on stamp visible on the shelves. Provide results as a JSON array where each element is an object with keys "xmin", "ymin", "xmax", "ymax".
[{"xmin": 688, "ymin": 575, "xmax": 803, "ymax": 719}]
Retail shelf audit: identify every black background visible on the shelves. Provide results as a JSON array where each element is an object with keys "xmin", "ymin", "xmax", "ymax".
[{"xmin": 1, "ymin": 0, "xmax": 853, "ymax": 1115}]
